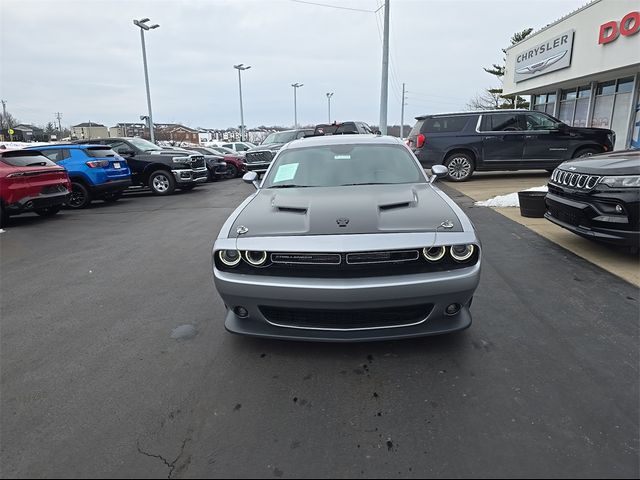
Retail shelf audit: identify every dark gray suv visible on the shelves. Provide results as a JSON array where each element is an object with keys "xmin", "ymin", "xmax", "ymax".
[{"xmin": 407, "ymin": 110, "xmax": 615, "ymax": 181}]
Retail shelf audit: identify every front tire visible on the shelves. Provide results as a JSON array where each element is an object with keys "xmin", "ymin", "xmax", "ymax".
[
  {"xmin": 0, "ymin": 205, "xmax": 6, "ymax": 228},
  {"xmin": 225, "ymin": 164, "xmax": 238, "ymax": 179},
  {"xmin": 68, "ymin": 182, "xmax": 92, "ymax": 209},
  {"xmin": 573, "ymin": 147, "xmax": 600, "ymax": 158},
  {"xmin": 148, "ymin": 170, "xmax": 175, "ymax": 195},
  {"xmin": 444, "ymin": 153, "xmax": 474, "ymax": 182},
  {"xmin": 35, "ymin": 205, "xmax": 61, "ymax": 217}
]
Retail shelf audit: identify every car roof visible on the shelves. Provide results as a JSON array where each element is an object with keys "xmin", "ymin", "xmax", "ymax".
[
  {"xmin": 416, "ymin": 109, "xmax": 530, "ymax": 120},
  {"xmin": 283, "ymin": 134, "xmax": 401, "ymax": 150},
  {"xmin": 27, "ymin": 143, "xmax": 103, "ymax": 149}
]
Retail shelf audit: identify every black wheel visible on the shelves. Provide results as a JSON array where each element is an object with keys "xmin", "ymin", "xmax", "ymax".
[
  {"xmin": 179, "ymin": 185, "xmax": 196, "ymax": 191},
  {"xmin": 573, "ymin": 147, "xmax": 600, "ymax": 158},
  {"xmin": 0, "ymin": 205, "xmax": 6, "ymax": 228},
  {"xmin": 148, "ymin": 170, "xmax": 175, "ymax": 195},
  {"xmin": 68, "ymin": 182, "xmax": 92, "ymax": 209},
  {"xmin": 225, "ymin": 164, "xmax": 238, "ymax": 179},
  {"xmin": 206, "ymin": 168, "xmax": 216, "ymax": 182},
  {"xmin": 35, "ymin": 205, "xmax": 61, "ymax": 217},
  {"xmin": 443, "ymin": 153, "xmax": 474, "ymax": 182},
  {"xmin": 103, "ymin": 192, "xmax": 123, "ymax": 203}
]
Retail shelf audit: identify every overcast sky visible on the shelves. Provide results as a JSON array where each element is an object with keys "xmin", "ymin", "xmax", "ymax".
[{"xmin": 0, "ymin": 0, "xmax": 588, "ymax": 130}]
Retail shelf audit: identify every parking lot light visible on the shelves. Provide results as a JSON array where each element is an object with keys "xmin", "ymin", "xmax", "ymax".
[{"xmin": 133, "ymin": 17, "xmax": 159, "ymax": 143}]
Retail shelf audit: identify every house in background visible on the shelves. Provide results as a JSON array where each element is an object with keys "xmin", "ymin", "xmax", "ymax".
[
  {"xmin": 110, "ymin": 123, "xmax": 148, "ymax": 138},
  {"xmin": 71, "ymin": 122, "xmax": 109, "ymax": 140}
]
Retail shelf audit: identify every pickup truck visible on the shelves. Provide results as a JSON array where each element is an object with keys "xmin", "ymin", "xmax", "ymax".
[{"xmin": 75, "ymin": 137, "xmax": 208, "ymax": 195}]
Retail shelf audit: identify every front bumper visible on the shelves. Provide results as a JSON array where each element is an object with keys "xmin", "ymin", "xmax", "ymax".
[
  {"xmin": 545, "ymin": 192, "xmax": 640, "ymax": 247},
  {"xmin": 213, "ymin": 264, "xmax": 480, "ymax": 342},
  {"xmin": 172, "ymin": 167, "xmax": 209, "ymax": 185},
  {"xmin": 5, "ymin": 190, "xmax": 70, "ymax": 214}
]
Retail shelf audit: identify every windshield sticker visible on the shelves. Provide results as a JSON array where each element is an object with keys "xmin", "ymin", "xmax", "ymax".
[
  {"xmin": 334, "ymin": 154, "xmax": 351, "ymax": 160},
  {"xmin": 274, "ymin": 163, "xmax": 299, "ymax": 183}
]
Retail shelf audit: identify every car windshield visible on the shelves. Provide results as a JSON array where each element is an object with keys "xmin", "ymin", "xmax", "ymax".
[
  {"xmin": 262, "ymin": 131, "xmax": 298, "ymax": 144},
  {"xmin": 262, "ymin": 144, "xmax": 425, "ymax": 188},
  {"xmin": 128, "ymin": 137, "xmax": 161, "ymax": 152}
]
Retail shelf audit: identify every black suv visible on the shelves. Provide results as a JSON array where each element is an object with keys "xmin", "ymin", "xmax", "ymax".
[
  {"xmin": 244, "ymin": 129, "xmax": 313, "ymax": 174},
  {"xmin": 76, "ymin": 137, "xmax": 208, "ymax": 195},
  {"xmin": 546, "ymin": 150, "xmax": 639, "ymax": 250},
  {"xmin": 313, "ymin": 121, "xmax": 374, "ymax": 135},
  {"xmin": 408, "ymin": 110, "xmax": 615, "ymax": 181}
]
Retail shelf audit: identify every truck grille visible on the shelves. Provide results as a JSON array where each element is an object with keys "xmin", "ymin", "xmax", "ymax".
[
  {"xmin": 551, "ymin": 169, "xmax": 601, "ymax": 190},
  {"xmin": 259, "ymin": 304, "xmax": 434, "ymax": 330},
  {"xmin": 189, "ymin": 156, "xmax": 205, "ymax": 169},
  {"xmin": 245, "ymin": 151, "xmax": 273, "ymax": 164}
]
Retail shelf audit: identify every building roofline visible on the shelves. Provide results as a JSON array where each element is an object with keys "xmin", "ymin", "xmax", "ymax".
[{"xmin": 505, "ymin": 0, "xmax": 601, "ymax": 52}]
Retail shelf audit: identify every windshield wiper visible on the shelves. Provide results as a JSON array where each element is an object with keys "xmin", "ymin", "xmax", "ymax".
[
  {"xmin": 339, "ymin": 182, "xmax": 390, "ymax": 186},
  {"xmin": 268, "ymin": 184, "xmax": 310, "ymax": 189}
]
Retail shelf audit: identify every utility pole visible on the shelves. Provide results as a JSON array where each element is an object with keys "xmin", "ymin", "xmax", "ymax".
[
  {"xmin": 292, "ymin": 83, "xmax": 303, "ymax": 128},
  {"xmin": 326, "ymin": 92, "xmax": 334, "ymax": 123},
  {"xmin": 234, "ymin": 64, "xmax": 251, "ymax": 141},
  {"xmin": 54, "ymin": 112, "xmax": 63, "ymax": 134},
  {"xmin": 378, "ymin": 0, "xmax": 390, "ymax": 135},
  {"xmin": 1, "ymin": 100, "xmax": 6, "ymax": 140},
  {"xmin": 400, "ymin": 83, "xmax": 407, "ymax": 139},
  {"xmin": 134, "ymin": 18, "xmax": 159, "ymax": 143}
]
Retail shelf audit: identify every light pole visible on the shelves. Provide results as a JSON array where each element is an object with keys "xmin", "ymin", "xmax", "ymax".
[
  {"xmin": 234, "ymin": 64, "xmax": 251, "ymax": 141},
  {"xmin": 133, "ymin": 17, "xmax": 159, "ymax": 143},
  {"xmin": 379, "ymin": 0, "xmax": 390, "ymax": 135},
  {"xmin": 326, "ymin": 92, "xmax": 334, "ymax": 123},
  {"xmin": 292, "ymin": 83, "xmax": 303, "ymax": 128}
]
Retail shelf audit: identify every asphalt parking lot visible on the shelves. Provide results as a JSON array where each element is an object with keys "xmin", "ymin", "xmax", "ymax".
[{"xmin": 1, "ymin": 180, "xmax": 638, "ymax": 478}]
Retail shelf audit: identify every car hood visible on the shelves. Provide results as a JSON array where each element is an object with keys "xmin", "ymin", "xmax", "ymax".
[
  {"xmin": 559, "ymin": 153, "xmax": 640, "ymax": 176},
  {"xmin": 229, "ymin": 183, "xmax": 463, "ymax": 238},
  {"xmin": 569, "ymin": 126, "xmax": 613, "ymax": 136}
]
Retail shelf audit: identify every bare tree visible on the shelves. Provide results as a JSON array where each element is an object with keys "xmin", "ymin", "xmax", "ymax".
[{"xmin": 466, "ymin": 89, "xmax": 503, "ymax": 110}]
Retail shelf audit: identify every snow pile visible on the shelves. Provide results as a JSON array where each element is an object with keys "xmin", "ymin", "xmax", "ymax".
[
  {"xmin": 0, "ymin": 229, "xmax": 5, "ymax": 233},
  {"xmin": 474, "ymin": 185, "xmax": 548, "ymax": 208}
]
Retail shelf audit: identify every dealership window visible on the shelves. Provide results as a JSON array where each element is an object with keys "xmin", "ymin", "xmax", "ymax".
[
  {"xmin": 533, "ymin": 92, "xmax": 556, "ymax": 114},
  {"xmin": 558, "ymin": 85, "xmax": 591, "ymax": 127},
  {"xmin": 592, "ymin": 77, "xmax": 634, "ymax": 148}
]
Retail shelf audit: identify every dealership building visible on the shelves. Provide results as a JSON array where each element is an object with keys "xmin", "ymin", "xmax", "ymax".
[{"xmin": 503, "ymin": 0, "xmax": 640, "ymax": 150}]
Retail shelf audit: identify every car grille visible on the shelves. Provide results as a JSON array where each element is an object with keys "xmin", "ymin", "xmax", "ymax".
[
  {"xmin": 245, "ymin": 151, "xmax": 273, "ymax": 164},
  {"xmin": 218, "ymin": 248, "xmax": 480, "ymax": 278},
  {"xmin": 551, "ymin": 169, "xmax": 601, "ymax": 190},
  {"xmin": 546, "ymin": 203, "xmax": 585, "ymax": 227},
  {"xmin": 259, "ymin": 304, "xmax": 434, "ymax": 330},
  {"xmin": 189, "ymin": 156, "xmax": 205, "ymax": 169}
]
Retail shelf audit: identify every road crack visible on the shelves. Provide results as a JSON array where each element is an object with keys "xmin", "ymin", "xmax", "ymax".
[{"xmin": 137, "ymin": 436, "xmax": 191, "ymax": 479}]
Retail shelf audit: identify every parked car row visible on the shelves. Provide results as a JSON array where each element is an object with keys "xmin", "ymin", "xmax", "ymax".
[{"xmin": 0, "ymin": 137, "xmax": 252, "ymax": 227}]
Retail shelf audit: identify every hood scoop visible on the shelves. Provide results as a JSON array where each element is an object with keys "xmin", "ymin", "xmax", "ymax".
[
  {"xmin": 271, "ymin": 194, "xmax": 309, "ymax": 214},
  {"xmin": 378, "ymin": 188, "xmax": 418, "ymax": 212},
  {"xmin": 379, "ymin": 201, "xmax": 412, "ymax": 211}
]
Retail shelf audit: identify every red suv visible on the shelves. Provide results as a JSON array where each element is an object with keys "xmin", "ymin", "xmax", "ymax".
[{"xmin": 0, "ymin": 149, "xmax": 71, "ymax": 227}]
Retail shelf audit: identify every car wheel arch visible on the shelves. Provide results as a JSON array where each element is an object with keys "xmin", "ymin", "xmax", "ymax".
[
  {"xmin": 572, "ymin": 145, "xmax": 603, "ymax": 158},
  {"xmin": 443, "ymin": 148, "xmax": 477, "ymax": 166},
  {"xmin": 142, "ymin": 164, "xmax": 173, "ymax": 183}
]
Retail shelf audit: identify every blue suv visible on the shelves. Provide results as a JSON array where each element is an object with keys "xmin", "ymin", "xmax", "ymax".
[{"xmin": 26, "ymin": 145, "xmax": 131, "ymax": 208}]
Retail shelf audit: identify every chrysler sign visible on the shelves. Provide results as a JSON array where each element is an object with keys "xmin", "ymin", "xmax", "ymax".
[{"xmin": 514, "ymin": 30, "xmax": 574, "ymax": 83}]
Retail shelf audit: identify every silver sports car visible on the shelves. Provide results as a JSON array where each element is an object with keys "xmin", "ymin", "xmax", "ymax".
[{"xmin": 212, "ymin": 135, "xmax": 481, "ymax": 341}]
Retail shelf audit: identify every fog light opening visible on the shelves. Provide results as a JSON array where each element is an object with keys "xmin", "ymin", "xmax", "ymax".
[
  {"xmin": 615, "ymin": 204, "xmax": 624, "ymax": 214},
  {"xmin": 445, "ymin": 303, "xmax": 461, "ymax": 316},
  {"xmin": 234, "ymin": 306, "xmax": 249, "ymax": 318}
]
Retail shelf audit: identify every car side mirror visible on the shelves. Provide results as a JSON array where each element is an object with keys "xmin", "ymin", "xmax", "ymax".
[
  {"xmin": 243, "ymin": 171, "xmax": 260, "ymax": 189},
  {"xmin": 430, "ymin": 165, "xmax": 448, "ymax": 183}
]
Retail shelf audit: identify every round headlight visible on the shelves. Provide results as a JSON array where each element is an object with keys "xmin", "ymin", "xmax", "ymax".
[
  {"xmin": 423, "ymin": 246, "xmax": 446, "ymax": 262},
  {"xmin": 244, "ymin": 250, "xmax": 268, "ymax": 266},
  {"xmin": 450, "ymin": 244, "xmax": 475, "ymax": 262},
  {"xmin": 218, "ymin": 249, "xmax": 241, "ymax": 267}
]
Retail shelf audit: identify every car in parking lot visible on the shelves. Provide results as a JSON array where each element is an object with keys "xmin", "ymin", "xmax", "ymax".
[
  {"xmin": 76, "ymin": 137, "xmax": 208, "ymax": 195},
  {"xmin": 204, "ymin": 141, "xmax": 255, "ymax": 155},
  {"xmin": 0, "ymin": 149, "xmax": 71, "ymax": 226},
  {"xmin": 313, "ymin": 121, "xmax": 374, "ymax": 135},
  {"xmin": 188, "ymin": 146, "xmax": 246, "ymax": 179},
  {"xmin": 546, "ymin": 149, "xmax": 640, "ymax": 251},
  {"xmin": 212, "ymin": 135, "xmax": 481, "ymax": 341},
  {"xmin": 243, "ymin": 129, "xmax": 313, "ymax": 175},
  {"xmin": 407, "ymin": 110, "xmax": 615, "ymax": 181},
  {"xmin": 27, "ymin": 144, "xmax": 131, "ymax": 208}
]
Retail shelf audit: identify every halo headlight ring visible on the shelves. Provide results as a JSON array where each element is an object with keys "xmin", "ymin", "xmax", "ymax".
[
  {"xmin": 423, "ymin": 246, "xmax": 446, "ymax": 262},
  {"xmin": 450, "ymin": 244, "xmax": 475, "ymax": 262},
  {"xmin": 243, "ymin": 250, "xmax": 268, "ymax": 266},
  {"xmin": 218, "ymin": 250, "xmax": 241, "ymax": 267}
]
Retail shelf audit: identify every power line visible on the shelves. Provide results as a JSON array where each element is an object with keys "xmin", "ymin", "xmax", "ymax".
[{"xmin": 290, "ymin": 0, "xmax": 376, "ymax": 13}]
